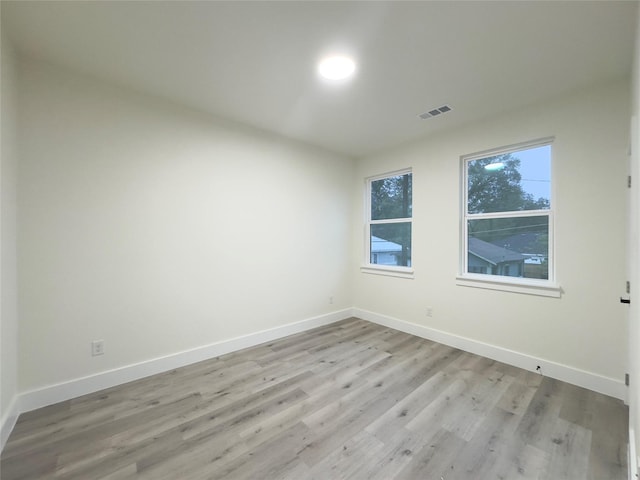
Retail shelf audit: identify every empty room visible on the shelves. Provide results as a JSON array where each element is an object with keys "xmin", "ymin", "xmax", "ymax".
[{"xmin": 2, "ymin": 1, "xmax": 640, "ymax": 479}]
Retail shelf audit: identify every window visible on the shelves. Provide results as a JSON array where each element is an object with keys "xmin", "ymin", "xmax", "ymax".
[
  {"xmin": 363, "ymin": 170, "xmax": 413, "ymax": 277},
  {"xmin": 459, "ymin": 138, "xmax": 559, "ymax": 296}
]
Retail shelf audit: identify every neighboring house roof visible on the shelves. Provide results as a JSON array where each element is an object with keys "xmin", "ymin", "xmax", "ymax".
[
  {"xmin": 497, "ymin": 232, "xmax": 545, "ymax": 254},
  {"xmin": 468, "ymin": 237, "xmax": 525, "ymax": 265},
  {"xmin": 371, "ymin": 236, "xmax": 402, "ymax": 253}
]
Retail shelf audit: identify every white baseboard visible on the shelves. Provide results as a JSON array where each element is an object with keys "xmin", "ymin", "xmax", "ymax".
[
  {"xmin": 353, "ymin": 308, "xmax": 626, "ymax": 401},
  {"xmin": 1, "ymin": 395, "xmax": 20, "ymax": 451},
  {"xmin": 5, "ymin": 306, "xmax": 626, "ymax": 451},
  {"xmin": 18, "ymin": 309, "xmax": 352, "ymax": 415}
]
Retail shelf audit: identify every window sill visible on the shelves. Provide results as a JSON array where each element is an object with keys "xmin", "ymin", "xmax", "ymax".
[
  {"xmin": 361, "ymin": 265, "xmax": 415, "ymax": 279},
  {"xmin": 456, "ymin": 275, "xmax": 561, "ymax": 298}
]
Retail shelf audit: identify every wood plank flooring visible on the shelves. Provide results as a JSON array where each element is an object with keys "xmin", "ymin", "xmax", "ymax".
[{"xmin": 1, "ymin": 318, "xmax": 629, "ymax": 479}]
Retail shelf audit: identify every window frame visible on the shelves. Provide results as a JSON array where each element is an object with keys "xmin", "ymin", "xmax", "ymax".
[
  {"xmin": 457, "ymin": 138, "xmax": 561, "ymax": 297},
  {"xmin": 362, "ymin": 168, "xmax": 414, "ymax": 279}
]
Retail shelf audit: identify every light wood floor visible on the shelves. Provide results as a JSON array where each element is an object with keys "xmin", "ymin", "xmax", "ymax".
[{"xmin": 1, "ymin": 318, "xmax": 628, "ymax": 479}]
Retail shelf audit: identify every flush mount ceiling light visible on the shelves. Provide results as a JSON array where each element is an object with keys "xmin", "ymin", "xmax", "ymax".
[{"xmin": 317, "ymin": 55, "xmax": 356, "ymax": 81}]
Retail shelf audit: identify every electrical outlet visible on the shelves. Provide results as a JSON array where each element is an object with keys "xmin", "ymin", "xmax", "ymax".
[
  {"xmin": 91, "ymin": 340, "xmax": 105, "ymax": 356},
  {"xmin": 426, "ymin": 307, "xmax": 433, "ymax": 317}
]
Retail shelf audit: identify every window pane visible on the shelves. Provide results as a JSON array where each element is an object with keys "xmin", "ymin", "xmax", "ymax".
[
  {"xmin": 371, "ymin": 173, "xmax": 412, "ymax": 220},
  {"xmin": 468, "ymin": 216, "xmax": 549, "ymax": 279},
  {"xmin": 370, "ymin": 223, "xmax": 411, "ymax": 267},
  {"xmin": 467, "ymin": 145, "xmax": 550, "ymax": 214}
]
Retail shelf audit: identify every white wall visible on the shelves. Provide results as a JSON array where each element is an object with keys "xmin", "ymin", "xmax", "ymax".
[
  {"xmin": 0, "ymin": 34, "xmax": 18, "ymax": 446},
  {"xmin": 353, "ymin": 79, "xmax": 630, "ymax": 390},
  {"xmin": 17, "ymin": 59, "xmax": 354, "ymax": 393},
  {"xmin": 1, "ymin": 35, "xmax": 19, "ymax": 446},
  {"xmin": 629, "ymin": 3, "xmax": 640, "ymax": 473},
  {"xmin": 6, "ymin": 49, "xmax": 633, "ymax": 429}
]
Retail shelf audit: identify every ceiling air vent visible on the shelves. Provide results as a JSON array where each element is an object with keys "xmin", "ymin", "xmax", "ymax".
[{"xmin": 418, "ymin": 104, "xmax": 452, "ymax": 120}]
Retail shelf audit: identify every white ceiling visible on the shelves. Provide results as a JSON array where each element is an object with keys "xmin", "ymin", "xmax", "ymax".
[{"xmin": 2, "ymin": 1, "xmax": 638, "ymax": 158}]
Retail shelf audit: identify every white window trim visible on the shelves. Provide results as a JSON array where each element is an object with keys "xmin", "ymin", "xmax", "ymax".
[
  {"xmin": 361, "ymin": 264, "xmax": 415, "ymax": 279},
  {"xmin": 455, "ymin": 274, "xmax": 561, "ymax": 297},
  {"xmin": 362, "ymin": 168, "xmax": 414, "ymax": 279},
  {"xmin": 458, "ymin": 137, "xmax": 560, "ymax": 297}
]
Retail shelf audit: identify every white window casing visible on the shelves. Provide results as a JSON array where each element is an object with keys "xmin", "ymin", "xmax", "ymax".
[
  {"xmin": 457, "ymin": 138, "xmax": 561, "ymax": 297},
  {"xmin": 362, "ymin": 169, "xmax": 414, "ymax": 279}
]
